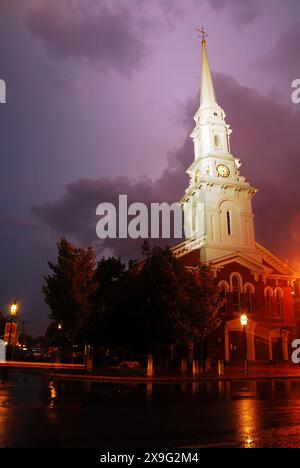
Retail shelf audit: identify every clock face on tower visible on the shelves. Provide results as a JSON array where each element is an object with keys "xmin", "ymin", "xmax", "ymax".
[{"xmin": 217, "ymin": 164, "xmax": 230, "ymax": 178}]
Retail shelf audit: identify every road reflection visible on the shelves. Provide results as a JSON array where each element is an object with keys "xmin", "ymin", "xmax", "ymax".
[
  {"xmin": 237, "ymin": 397, "xmax": 258, "ymax": 448},
  {"xmin": 2, "ymin": 371, "xmax": 300, "ymax": 447},
  {"xmin": 0, "ymin": 379, "xmax": 11, "ymax": 447},
  {"xmin": 48, "ymin": 380, "xmax": 57, "ymax": 408}
]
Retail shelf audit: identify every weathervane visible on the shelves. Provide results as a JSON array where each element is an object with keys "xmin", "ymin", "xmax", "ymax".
[{"xmin": 196, "ymin": 26, "xmax": 208, "ymax": 43}]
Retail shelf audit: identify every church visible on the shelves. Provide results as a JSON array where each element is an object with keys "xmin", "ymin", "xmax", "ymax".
[{"xmin": 172, "ymin": 36, "xmax": 300, "ymax": 362}]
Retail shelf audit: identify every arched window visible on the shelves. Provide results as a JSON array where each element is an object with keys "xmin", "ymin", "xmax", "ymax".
[
  {"xmin": 274, "ymin": 289, "xmax": 283, "ymax": 319},
  {"xmin": 231, "ymin": 275, "xmax": 241, "ymax": 313},
  {"xmin": 219, "ymin": 201, "xmax": 240, "ymax": 243},
  {"xmin": 265, "ymin": 287, "xmax": 273, "ymax": 318},
  {"xmin": 214, "ymin": 134, "xmax": 221, "ymax": 148},
  {"xmin": 218, "ymin": 281, "xmax": 229, "ymax": 315},
  {"xmin": 226, "ymin": 210, "xmax": 231, "ymax": 235},
  {"xmin": 244, "ymin": 283, "xmax": 255, "ymax": 315}
]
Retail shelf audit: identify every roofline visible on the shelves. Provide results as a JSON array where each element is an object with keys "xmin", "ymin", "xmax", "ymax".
[
  {"xmin": 255, "ymin": 242, "xmax": 300, "ymax": 277},
  {"xmin": 206, "ymin": 250, "xmax": 273, "ymax": 273}
]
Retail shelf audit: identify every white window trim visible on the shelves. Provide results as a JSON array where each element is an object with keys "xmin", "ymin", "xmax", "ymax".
[
  {"xmin": 218, "ymin": 280, "xmax": 230, "ymax": 292},
  {"xmin": 274, "ymin": 287, "xmax": 284, "ymax": 298},
  {"xmin": 230, "ymin": 272, "xmax": 243, "ymax": 293},
  {"xmin": 244, "ymin": 282, "xmax": 255, "ymax": 294},
  {"xmin": 264, "ymin": 286, "xmax": 273, "ymax": 297}
]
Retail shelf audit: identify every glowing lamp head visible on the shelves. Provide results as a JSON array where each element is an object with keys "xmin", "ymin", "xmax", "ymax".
[
  {"xmin": 58, "ymin": 323, "xmax": 62, "ymax": 330},
  {"xmin": 10, "ymin": 301, "xmax": 17, "ymax": 316},
  {"xmin": 240, "ymin": 314, "xmax": 248, "ymax": 327}
]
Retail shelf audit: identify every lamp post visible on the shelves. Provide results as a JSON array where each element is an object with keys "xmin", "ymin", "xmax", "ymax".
[
  {"xmin": 7, "ymin": 300, "xmax": 18, "ymax": 360},
  {"xmin": 57, "ymin": 323, "xmax": 63, "ymax": 362},
  {"xmin": 240, "ymin": 314, "xmax": 248, "ymax": 375}
]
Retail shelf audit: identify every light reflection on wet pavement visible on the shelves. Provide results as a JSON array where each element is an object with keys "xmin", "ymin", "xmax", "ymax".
[{"xmin": 1, "ymin": 371, "xmax": 300, "ymax": 447}]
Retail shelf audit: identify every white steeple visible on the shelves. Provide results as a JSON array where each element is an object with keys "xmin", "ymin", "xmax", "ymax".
[
  {"xmin": 200, "ymin": 38, "xmax": 217, "ymax": 110},
  {"xmin": 181, "ymin": 35, "xmax": 259, "ymax": 263},
  {"xmin": 192, "ymin": 38, "xmax": 232, "ymax": 160}
]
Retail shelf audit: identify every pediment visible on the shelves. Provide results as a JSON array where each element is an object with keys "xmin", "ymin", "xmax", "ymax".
[{"xmin": 207, "ymin": 251, "xmax": 272, "ymax": 274}]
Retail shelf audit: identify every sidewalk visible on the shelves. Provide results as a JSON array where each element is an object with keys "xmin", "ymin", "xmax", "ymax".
[{"xmin": 48, "ymin": 363, "xmax": 300, "ymax": 382}]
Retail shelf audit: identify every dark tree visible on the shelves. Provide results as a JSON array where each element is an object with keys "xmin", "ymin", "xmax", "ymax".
[
  {"xmin": 0, "ymin": 311, "xmax": 5, "ymax": 338},
  {"xmin": 82, "ymin": 257, "xmax": 126, "ymax": 345},
  {"xmin": 134, "ymin": 242, "xmax": 194, "ymax": 350},
  {"xmin": 94, "ymin": 243, "xmax": 223, "ymax": 359},
  {"xmin": 43, "ymin": 239, "xmax": 224, "ymax": 366},
  {"xmin": 42, "ymin": 237, "xmax": 97, "ymax": 343},
  {"xmin": 185, "ymin": 263, "xmax": 224, "ymax": 370}
]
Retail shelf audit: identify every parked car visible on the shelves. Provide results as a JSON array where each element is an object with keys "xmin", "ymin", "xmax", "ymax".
[
  {"xmin": 31, "ymin": 347, "xmax": 47, "ymax": 361},
  {"xmin": 13, "ymin": 347, "xmax": 33, "ymax": 361}
]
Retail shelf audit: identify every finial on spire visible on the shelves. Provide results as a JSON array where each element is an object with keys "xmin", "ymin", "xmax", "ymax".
[
  {"xmin": 198, "ymin": 28, "xmax": 217, "ymax": 109},
  {"xmin": 196, "ymin": 26, "xmax": 208, "ymax": 44}
]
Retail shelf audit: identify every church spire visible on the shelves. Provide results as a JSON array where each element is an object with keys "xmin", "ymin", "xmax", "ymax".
[
  {"xmin": 191, "ymin": 30, "xmax": 231, "ymax": 160},
  {"xmin": 200, "ymin": 37, "xmax": 218, "ymax": 109},
  {"xmin": 181, "ymin": 32, "xmax": 258, "ymax": 263}
]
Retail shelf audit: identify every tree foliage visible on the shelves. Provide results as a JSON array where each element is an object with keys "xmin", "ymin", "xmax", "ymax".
[
  {"xmin": 185, "ymin": 263, "xmax": 223, "ymax": 343},
  {"xmin": 42, "ymin": 237, "xmax": 97, "ymax": 339},
  {"xmin": 83, "ymin": 242, "xmax": 223, "ymax": 354},
  {"xmin": 43, "ymin": 239, "xmax": 224, "ymax": 357},
  {"xmin": 0, "ymin": 311, "xmax": 5, "ymax": 338}
]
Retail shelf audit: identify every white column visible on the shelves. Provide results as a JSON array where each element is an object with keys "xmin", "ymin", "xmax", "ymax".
[
  {"xmin": 246, "ymin": 322, "xmax": 256, "ymax": 361},
  {"xmin": 245, "ymin": 331, "xmax": 255, "ymax": 361},
  {"xmin": 268, "ymin": 337, "xmax": 273, "ymax": 361},
  {"xmin": 224, "ymin": 324, "xmax": 230, "ymax": 362},
  {"xmin": 147, "ymin": 354, "xmax": 154, "ymax": 376},
  {"xmin": 281, "ymin": 332, "xmax": 289, "ymax": 361}
]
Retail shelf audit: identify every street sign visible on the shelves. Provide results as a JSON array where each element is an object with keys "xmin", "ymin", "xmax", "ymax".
[{"xmin": 4, "ymin": 322, "xmax": 18, "ymax": 346}]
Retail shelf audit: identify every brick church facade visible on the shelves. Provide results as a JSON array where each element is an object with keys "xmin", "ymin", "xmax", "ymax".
[{"xmin": 171, "ymin": 37, "xmax": 300, "ymax": 362}]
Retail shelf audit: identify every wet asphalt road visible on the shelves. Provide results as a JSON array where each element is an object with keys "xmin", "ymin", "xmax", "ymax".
[{"xmin": 1, "ymin": 370, "xmax": 300, "ymax": 448}]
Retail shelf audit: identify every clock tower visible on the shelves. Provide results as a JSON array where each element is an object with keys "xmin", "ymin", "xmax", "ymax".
[
  {"xmin": 173, "ymin": 33, "xmax": 298, "ymax": 364},
  {"xmin": 181, "ymin": 37, "xmax": 259, "ymax": 263}
]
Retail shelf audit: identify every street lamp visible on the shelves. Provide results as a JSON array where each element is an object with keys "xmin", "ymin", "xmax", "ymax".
[
  {"xmin": 57, "ymin": 323, "xmax": 63, "ymax": 362},
  {"xmin": 240, "ymin": 314, "xmax": 248, "ymax": 375},
  {"xmin": 7, "ymin": 300, "xmax": 18, "ymax": 361},
  {"xmin": 10, "ymin": 300, "xmax": 17, "ymax": 316}
]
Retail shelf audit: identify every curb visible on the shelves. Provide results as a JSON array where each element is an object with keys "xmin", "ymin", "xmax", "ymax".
[{"xmin": 46, "ymin": 372, "xmax": 300, "ymax": 383}]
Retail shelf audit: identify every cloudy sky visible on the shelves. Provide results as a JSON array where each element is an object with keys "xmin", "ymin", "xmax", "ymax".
[{"xmin": 0, "ymin": 0, "xmax": 300, "ymax": 334}]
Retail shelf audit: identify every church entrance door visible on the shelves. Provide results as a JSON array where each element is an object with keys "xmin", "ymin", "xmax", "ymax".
[{"xmin": 229, "ymin": 331, "xmax": 244, "ymax": 361}]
